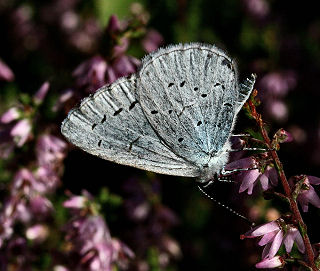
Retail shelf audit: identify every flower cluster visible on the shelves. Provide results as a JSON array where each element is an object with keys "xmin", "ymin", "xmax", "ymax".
[
  {"xmin": 241, "ymin": 219, "xmax": 304, "ymax": 268},
  {"xmin": 60, "ymin": 191, "xmax": 134, "ymax": 271}
]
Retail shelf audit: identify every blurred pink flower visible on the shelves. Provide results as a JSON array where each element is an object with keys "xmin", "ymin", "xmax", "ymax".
[
  {"xmin": 242, "ymin": 219, "xmax": 305, "ymax": 260},
  {"xmin": 225, "ymin": 157, "xmax": 278, "ymax": 194},
  {"xmin": 10, "ymin": 119, "xmax": 32, "ymax": 147},
  {"xmin": 63, "ymin": 195, "xmax": 87, "ymax": 209},
  {"xmin": 255, "ymin": 256, "xmax": 284, "ymax": 269},
  {"xmin": 268, "ymin": 99, "xmax": 288, "ymax": 121},
  {"xmin": 73, "ymin": 56, "xmax": 107, "ymax": 93},
  {"xmin": 33, "ymin": 81, "xmax": 50, "ymax": 105},
  {"xmin": 260, "ymin": 71, "xmax": 297, "ymax": 97},
  {"xmin": 34, "ymin": 166, "xmax": 60, "ymax": 193},
  {"xmin": 142, "ymin": 29, "xmax": 164, "ymax": 53},
  {"xmin": 0, "ymin": 107, "xmax": 20, "ymax": 124},
  {"xmin": 64, "ymin": 214, "xmax": 134, "ymax": 271},
  {"xmin": 243, "ymin": 0, "xmax": 269, "ymax": 20},
  {"xmin": 26, "ymin": 224, "xmax": 49, "ymax": 242},
  {"xmin": 106, "ymin": 55, "xmax": 140, "ymax": 84},
  {"xmin": 29, "ymin": 195, "xmax": 53, "ymax": 216},
  {"xmin": 52, "ymin": 88, "xmax": 74, "ymax": 112},
  {"xmin": 106, "ymin": 15, "xmax": 124, "ymax": 33},
  {"xmin": 12, "ymin": 168, "xmax": 37, "ymax": 196},
  {"xmin": 297, "ymin": 176, "xmax": 320, "ymax": 212},
  {"xmin": 36, "ymin": 134, "xmax": 67, "ymax": 168},
  {"xmin": 0, "ymin": 59, "xmax": 15, "ymax": 81}
]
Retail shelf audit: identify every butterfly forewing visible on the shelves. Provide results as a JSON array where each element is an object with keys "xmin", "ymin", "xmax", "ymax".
[{"xmin": 61, "ymin": 75, "xmax": 200, "ymax": 177}]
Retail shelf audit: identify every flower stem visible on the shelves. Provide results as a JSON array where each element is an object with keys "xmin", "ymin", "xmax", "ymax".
[{"xmin": 247, "ymin": 99, "xmax": 317, "ymax": 271}]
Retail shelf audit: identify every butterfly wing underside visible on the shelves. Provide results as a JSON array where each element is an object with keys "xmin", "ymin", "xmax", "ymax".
[
  {"xmin": 137, "ymin": 43, "xmax": 240, "ymax": 168},
  {"xmin": 61, "ymin": 75, "xmax": 200, "ymax": 177}
]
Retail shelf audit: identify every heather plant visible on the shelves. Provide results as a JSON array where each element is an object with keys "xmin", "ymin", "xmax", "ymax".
[{"xmin": 1, "ymin": 0, "xmax": 320, "ymax": 270}]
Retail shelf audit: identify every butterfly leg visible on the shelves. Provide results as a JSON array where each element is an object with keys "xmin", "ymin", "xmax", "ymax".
[
  {"xmin": 231, "ymin": 134, "xmax": 251, "ymax": 137},
  {"xmin": 230, "ymin": 147, "xmax": 271, "ymax": 152}
]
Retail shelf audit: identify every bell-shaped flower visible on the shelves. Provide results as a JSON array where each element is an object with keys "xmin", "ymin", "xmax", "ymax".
[
  {"xmin": 255, "ymin": 256, "xmax": 284, "ymax": 269},
  {"xmin": 225, "ymin": 157, "xmax": 278, "ymax": 194},
  {"xmin": 242, "ymin": 219, "xmax": 305, "ymax": 261},
  {"xmin": 297, "ymin": 176, "xmax": 320, "ymax": 212}
]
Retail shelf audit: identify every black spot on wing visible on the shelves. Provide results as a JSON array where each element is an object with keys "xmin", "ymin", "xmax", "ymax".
[
  {"xmin": 129, "ymin": 101, "xmax": 138, "ymax": 110},
  {"xmin": 101, "ymin": 115, "xmax": 106, "ymax": 123},
  {"xmin": 113, "ymin": 108, "xmax": 123, "ymax": 116},
  {"xmin": 222, "ymin": 59, "xmax": 232, "ymax": 69}
]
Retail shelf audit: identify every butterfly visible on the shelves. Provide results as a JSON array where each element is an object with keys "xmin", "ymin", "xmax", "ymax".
[{"xmin": 61, "ymin": 43, "xmax": 256, "ymax": 184}]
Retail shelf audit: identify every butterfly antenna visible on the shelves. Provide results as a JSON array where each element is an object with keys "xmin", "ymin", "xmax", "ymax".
[{"xmin": 197, "ymin": 185, "xmax": 255, "ymax": 226}]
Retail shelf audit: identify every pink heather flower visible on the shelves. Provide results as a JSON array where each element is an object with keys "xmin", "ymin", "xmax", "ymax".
[
  {"xmin": 297, "ymin": 176, "xmax": 320, "ymax": 212},
  {"xmin": 73, "ymin": 56, "xmax": 107, "ymax": 93},
  {"xmin": 0, "ymin": 59, "xmax": 14, "ymax": 81},
  {"xmin": 65, "ymin": 215, "xmax": 133, "ymax": 271},
  {"xmin": 10, "ymin": 119, "xmax": 32, "ymax": 147},
  {"xmin": 112, "ymin": 37, "xmax": 130, "ymax": 58},
  {"xmin": 26, "ymin": 224, "xmax": 49, "ymax": 242},
  {"xmin": 29, "ymin": 195, "xmax": 53, "ymax": 216},
  {"xmin": 34, "ymin": 166, "xmax": 60, "ymax": 193},
  {"xmin": 259, "ymin": 71, "xmax": 297, "ymax": 97},
  {"xmin": 60, "ymin": 11, "xmax": 79, "ymax": 31},
  {"xmin": 33, "ymin": 81, "xmax": 50, "ymax": 105},
  {"xmin": 106, "ymin": 55, "xmax": 140, "ymax": 84},
  {"xmin": 274, "ymin": 128, "xmax": 293, "ymax": 143},
  {"xmin": 106, "ymin": 15, "xmax": 123, "ymax": 33},
  {"xmin": 225, "ymin": 157, "xmax": 278, "ymax": 194},
  {"xmin": 63, "ymin": 195, "xmax": 87, "ymax": 209},
  {"xmin": 52, "ymin": 88, "xmax": 74, "ymax": 112},
  {"xmin": 36, "ymin": 134, "xmax": 67, "ymax": 168},
  {"xmin": 0, "ymin": 107, "xmax": 20, "ymax": 123},
  {"xmin": 283, "ymin": 226, "xmax": 305, "ymax": 254},
  {"xmin": 12, "ymin": 168, "xmax": 58, "ymax": 196},
  {"xmin": 12, "ymin": 168, "xmax": 37, "ymax": 196},
  {"xmin": 268, "ymin": 99, "xmax": 288, "ymax": 121},
  {"xmin": 255, "ymin": 256, "xmax": 284, "ymax": 269},
  {"xmin": 242, "ymin": 220, "xmax": 305, "ymax": 260},
  {"xmin": 142, "ymin": 29, "xmax": 164, "ymax": 53},
  {"xmin": 243, "ymin": 0, "xmax": 269, "ymax": 20}
]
